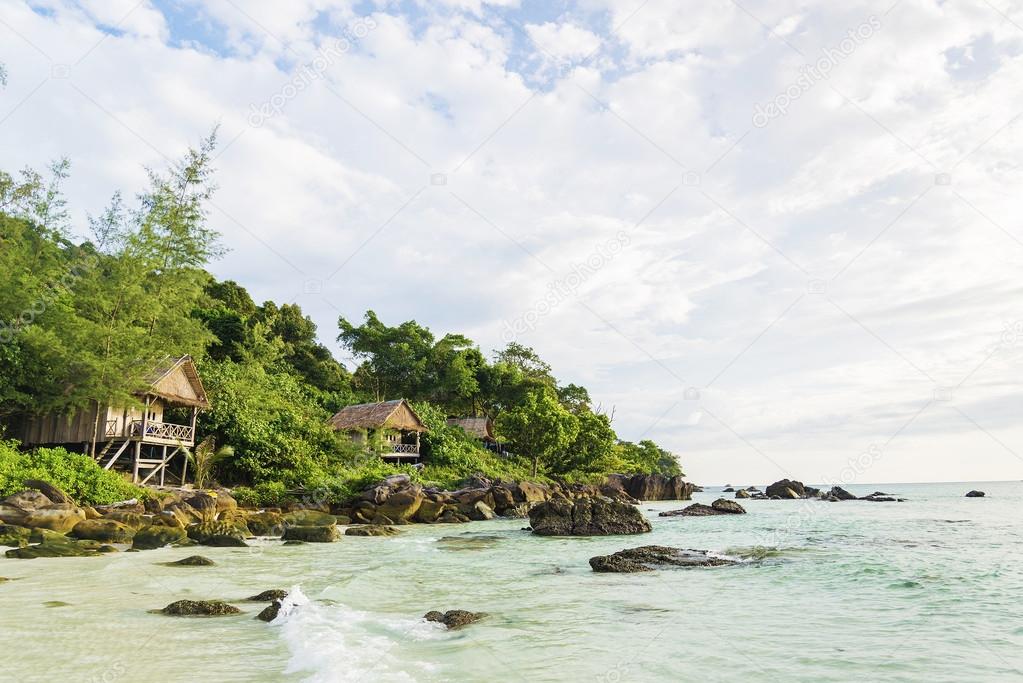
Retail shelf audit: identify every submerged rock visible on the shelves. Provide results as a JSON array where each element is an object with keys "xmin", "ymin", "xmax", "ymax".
[
  {"xmin": 735, "ymin": 489, "xmax": 751, "ymax": 499},
  {"xmin": 660, "ymin": 499, "xmax": 746, "ymax": 517},
  {"xmin": 187, "ymin": 521, "xmax": 248, "ymax": 547},
  {"xmin": 248, "ymin": 589, "xmax": 288, "ymax": 602},
  {"xmin": 424, "ymin": 609, "xmax": 486, "ymax": 629},
  {"xmin": 282, "ymin": 524, "xmax": 340, "ymax": 543},
  {"xmin": 132, "ymin": 525, "xmax": 188, "ymax": 550},
  {"xmin": 589, "ymin": 546, "xmax": 737, "ymax": 573},
  {"xmin": 159, "ymin": 599, "xmax": 241, "ymax": 616},
  {"xmin": 345, "ymin": 525, "xmax": 400, "ymax": 537},
  {"xmin": 0, "ymin": 524, "xmax": 32, "ymax": 548},
  {"xmin": 162, "ymin": 555, "xmax": 216, "ymax": 567},
  {"xmin": 528, "ymin": 497, "xmax": 651, "ymax": 536},
  {"xmin": 5, "ymin": 530, "xmax": 104, "ymax": 559},
  {"xmin": 256, "ymin": 600, "xmax": 283, "ymax": 622},
  {"xmin": 965, "ymin": 490, "xmax": 985, "ymax": 498}
]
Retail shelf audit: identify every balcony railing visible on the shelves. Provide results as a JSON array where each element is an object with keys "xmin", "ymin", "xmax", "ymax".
[
  {"xmin": 390, "ymin": 443, "xmax": 419, "ymax": 454},
  {"xmin": 128, "ymin": 420, "xmax": 195, "ymax": 443}
]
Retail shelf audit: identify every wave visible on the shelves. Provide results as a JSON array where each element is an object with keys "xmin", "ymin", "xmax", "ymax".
[{"xmin": 273, "ymin": 585, "xmax": 441, "ymax": 682}]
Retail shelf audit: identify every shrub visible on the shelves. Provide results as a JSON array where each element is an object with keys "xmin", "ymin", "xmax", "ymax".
[{"xmin": 0, "ymin": 439, "xmax": 144, "ymax": 505}]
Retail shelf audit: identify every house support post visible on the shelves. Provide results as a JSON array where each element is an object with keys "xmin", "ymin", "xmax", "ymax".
[{"xmin": 132, "ymin": 441, "xmax": 141, "ymax": 483}]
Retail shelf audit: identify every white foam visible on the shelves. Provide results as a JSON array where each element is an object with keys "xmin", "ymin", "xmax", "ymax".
[{"xmin": 275, "ymin": 585, "xmax": 439, "ymax": 682}]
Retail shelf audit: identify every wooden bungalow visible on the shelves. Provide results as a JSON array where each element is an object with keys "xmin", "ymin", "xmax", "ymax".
[
  {"xmin": 328, "ymin": 399, "xmax": 427, "ymax": 464},
  {"xmin": 447, "ymin": 415, "xmax": 508, "ymax": 454},
  {"xmin": 19, "ymin": 355, "xmax": 209, "ymax": 485}
]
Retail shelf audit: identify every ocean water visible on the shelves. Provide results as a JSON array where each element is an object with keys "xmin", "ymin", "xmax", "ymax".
[{"xmin": 1, "ymin": 481, "xmax": 1021, "ymax": 682}]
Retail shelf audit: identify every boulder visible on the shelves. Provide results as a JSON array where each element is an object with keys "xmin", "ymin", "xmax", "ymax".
[
  {"xmin": 659, "ymin": 500, "xmax": 745, "ymax": 517},
  {"xmin": 256, "ymin": 600, "xmax": 283, "ymax": 622},
  {"xmin": 828, "ymin": 486, "xmax": 857, "ymax": 501},
  {"xmin": 248, "ymin": 589, "xmax": 288, "ymax": 602},
  {"xmin": 735, "ymin": 489, "xmax": 751, "ymax": 499},
  {"xmin": 470, "ymin": 501, "xmax": 496, "ymax": 521},
  {"xmin": 20, "ymin": 505, "xmax": 86, "ymax": 533},
  {"xmin": 2, "ymin": 490, "xmax": 53, "ymax": 510},
  {"xmin": 187, "ymin": 521, "xmax": 248, "ymax": 547},
  {"xmin": 213, "ymin": 491, "xmax": 238, "ymax": 514},
  {"xmin": 723, "ymin": 487, "xmax": 735, "ymax": 492},
  {"xmin": 0, "ymin": 524, "xmax": 32, "ymax": 548},
  {"xmin": 589, "ymin": 545, "xmax": 737, "ymax": 572},
  {"xmin": 375, "ymin": 486, "xmax": 424, "ymax": 522},
  {"xmin": 102, "ymin": 510, "xmax": 148, "ymax": 529},
  {"xmin": 617, "ymin": 474, "xmax": 695, "ymax": 501},
  {"xmin": 159, "ymin": 600, "xmax": 241, "ymax": 617},
  {"xmin": 132, "ymin": 525, "xmax": 188, "ymax": 550},
  {"xmin": 23, "ymin": 480, "xmax": 73, "ymax": 505},
  {"xmin": 282, "ymin": 510, "xmax": 337, "ymax": 527},
  {"xmin": 282, "ymin": 525, "xmax": 340, "ymax": 543},
  {"xmin": 70, "ymin": 519, "xmax": 135, "ymax": 543},
  {"xmin": 413, "ymin": 499, "xmax": 445, "ymax": 524},
  {"xmin": 0, "ymin": 503, "xmax": 28, "ymax": 526},
  {"xmin": 183, "ymin": 493, "xmax": 218, "ymax": 516},
  {"xmin": 247, "ymin": 511, "xmax": 285, "ymax": 536},
  {"xmin": 161, "ymin": 555, "xmax": 216, "ymax": 566},
  {"xmin": 6, "ymin": 531, "xmax": 103, "ymax": 559},
  {"xmin": 765, "ymin": 479, "xmax": 805, "ymax": 499},
  {"xmin": 516, "ymin": 481, "xmax": 550, "ymax": 503},
  {"xmin": 965, "ymin": 490, "xmax": 985, "ymax": 498},
  {"xmin": 345, "ymin": 525, "xmax": 400, "ymax": 537},
  {"xmin": 424, "ymin": 610, "xmax": 486, "ymax": 629},
  {"xmin": 528, "ymin": 497, "xmax": 651, "ymax": 536},
  {"xmin": 711, "ymin": 498, "xmax": 746, "ymax": 514}
]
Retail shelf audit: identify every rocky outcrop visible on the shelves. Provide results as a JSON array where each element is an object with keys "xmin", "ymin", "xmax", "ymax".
[
  {"xmin": 424, "ymin": 610, "xmax": 486, "ymax": 629},
  {"xmin": 659, "ymin": 499, "xmax": 746, "ymax": 517},
  {"xmin": 604, "ymin": 474, "xmax": 695, "ymax": 501},
  {"xmin": 282, "ymin": 510, "xmax": 337, "ymax": 527},
  {"xmin": 5, "ymin": 529, "xmax": 109, "ymax": 558},
  {"xmin": 765, "ymin": 479, "xmax": 805, "ymax": 499},
  {"xmin": 70, "ymin": 519, "xmax": 135, "ymax": 543},
  {"xmin": 589, "ymin": 545, "xmax": 737, "ymax": 572},
  {"xmin": 132, "ymin": 525, "xmax": 188, "ymax": 550},
  {"xmin": 528, "ymin": 497, "xmax": 651, "ymax": 536},
  {"xmin": 248, "ymin": 589, "xmax": 288, "ymax": 602},
  {"xmin": 282, "ymin": 524, "xmax": 340, "ymax": 543},
  {"xmin": 187, "ymin": 521, "xmax": 248, "ymax": 547},
  {"xmin": 246, "ymin": 511, "xmax": 285, "ymax": 536},
  {"xmin": 345, "ymin": 525, "xmax": 400, "ymax": 537},
  {"xmin": 828, "ymin": 486, "xmax": 857, "ymax": 501},
  {"xmin": 965, "ymin": 490, "xmax": 985, "ymax": 498},
  {"xmin": 159, "ymin": 600, "xmax": 241, "ymax": 616},
  {"xmin": 256, "ymin": 601, "xmax": 284, "ymax": 622},
  {"xmin": 22, "ymin": 480, "xmax": 72, "ymax": 505},
  {"xmin": 0, "ymin": 524, "xmax": 32, "ymax": 547},
  {"xmin": 19, "ymin": 505, "xmax": 86, "ymax": 534},
  {"xmin": 735, "ymin": 489, "xmax": 751, "ymax": 499}
]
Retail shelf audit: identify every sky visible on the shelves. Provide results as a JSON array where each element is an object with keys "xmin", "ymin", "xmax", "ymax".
[{"xmin": 1, "ymin": 0, "xmax": 1022, "ymax": 485}]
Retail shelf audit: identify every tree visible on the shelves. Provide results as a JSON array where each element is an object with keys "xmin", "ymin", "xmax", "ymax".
[
  {"xmin": 494, "ymin": 389, "xmax": 579, "ymax": 477},
  {"xmin": 338, "ymin": 311, "xmax": 435, "ymax": 400},
  {"xmin": 557, "ymin": 408, "xmax": 616, "ymax": 474}
]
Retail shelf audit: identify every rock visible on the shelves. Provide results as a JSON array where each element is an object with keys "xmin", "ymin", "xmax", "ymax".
[
  {"xmin": 470, "ymin": 501, "xmax": 496, "ymax": 521},
  {"xmin": 765, "ymin": 479, "xmax": 805, "ymax": 499},
  {"xmin": 589, "ymin": 545, "xmax": 738, "ymax": 572},
  {"xmin": 0, "ymin": 524, "xmax": 32, "ymax": 547},
  {"xmin": 500, "ymin": 503, "xmax": 531, "ymax": 518},
  {"xmin": 735, "ymin": 489, "xmax": 751, "ymax": 499},
  {"xmin": 424, "ymin": 609, "xmax": 486, "ymax": 629},
  {"xmin": 71, "ymin": 519, "xmax": 135, "ymax": 543},
  {"xmin": 345, "ymin": 525, "xmax": 400, "ymax": 537},
  {"xmin": 375, "ymin": 486, "xmax": 424, "ymax": 522},
  {"xmin": 19, "ymin": 505, "xmax": 86, "ymax": 534},
  {"xmin": 528, "ymin": 497, "xmax": 652, "ymax": 536},
  {"xmin": 3, "ymin": 490, "xmax": 53, "ymax": 510},
  {"xmin": 213, "ymin": 490, "xmax": 238, "ymax": 514},
  {"xmin": 183, "ymin": 493, "xmax": 218, "ymax": 516},
  {"xmin": 0, "ymin": 503, "xmax": 28, "ymax": 526},
  {"xmin": 723, "ymin": 487, "xmax": 735, "ymax": 492},
  {"xmin": 861, "ymin": 495, "xmax": 897, "ymax": 502},
  {"xmin": 659, "ymin": 500, "xmax": 746, "ymax": 516},
  {"xmin": 965, "ymin": 490, "xmax": 986, "ymax": 498},
  {"xmin": 516, "ymin": 481, "xmax": 551, "ymax": 503},
  {"xmin": 5, "ymin": 532, "xmax": 102, "ymax": 558},
  {"xmin": 162, "ymin": 555, "xmax": 216, "ymax": 566},
  {"xmin": 247, "ymin": 511, "xmax": 285, "ymax": 536},
  {"xmin": 828, "ymin": 486, "xmax": 857, "ymax": 501},
  {"xmin": 256, "ymin": 600, "xmax": 284, "ymax": 622},
  {"xmin": 413, "ymin": 498, "xmax": 445, "ymax": 524},
  {"xmin": 382, "ymin": 474, "xmax": 411, "ymax": 489},
  {"xmin": 248, "ymin": 589, "xmax": 288, "ymax": 601},
  {"xmin": 102, "ymin": 510, "xmax": 148, "ymax": 529},
  {"xmin": 159, "ymin": 600, "xmax": 241, "ymax": 617},
  {"xmin": 23, "ymin": 480, "xmax": 73, "ymax": 505},
  {"xmin": 282, "ymin": 525, "xmax": 340, "ymax": 543},
  {"xmin": 187, "ymin": 521, "xmax": 248, "ymax": 547},
  {"xmin": 282, "ymin": 540, "xmax": 305, "ymax": 546},
  {"xmin": 282, "ymin": 510, "xmax": 337, "ymax": 527},
  {"xmin": 132, "ymin": 525, "xmax": 188, "ymax": 550},
  {"xmin": 613, "ymin": 474, "xmax": 695, "ymax": 501}
]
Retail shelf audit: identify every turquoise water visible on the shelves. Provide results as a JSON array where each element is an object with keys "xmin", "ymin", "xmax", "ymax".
[{"xmin": 1, "ymin": 481, "xmax": 1021, "ymax": 682}]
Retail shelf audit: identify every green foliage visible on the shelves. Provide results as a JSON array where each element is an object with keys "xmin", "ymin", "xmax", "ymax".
[
  {"xmin": 188, "ymin": 436, "xmax": 234, "ymax": 489},
  {"xmin": 494, "ymin": 390, "xmax": 579, "ymax": 477},
  {"xmin": 0, "ymin": 440, "xmax": 143, "ymax": 505},
  {"xmin": 231, "ymin": 481, "xmax": 288, "ymax": 508},
  {"xmin": 614, "ymin": 440, "xmax": 684, "ymax": 477}
]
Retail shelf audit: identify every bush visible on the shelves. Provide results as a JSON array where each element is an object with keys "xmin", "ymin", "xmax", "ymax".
[{"xmin": 0, "ymin": 439, "xmax": 144, "ymax": 505}]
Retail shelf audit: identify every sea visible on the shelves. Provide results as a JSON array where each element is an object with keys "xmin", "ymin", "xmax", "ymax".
[{"xmin": 1, "ymin": 481, "xmax": 1021, "ymax": 682}]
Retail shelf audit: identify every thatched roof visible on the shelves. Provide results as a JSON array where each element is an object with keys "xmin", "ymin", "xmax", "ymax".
[
  {"xmin": 142, "ymin": 355, "xmax": 210, "ymax": 409},
  {"xmin": 328, "ymin": 399, "xmax": 427, "ymax": 432},
  {"xmin": 447, "ymin": 416, "xmax": 496, "ymax": 441}
]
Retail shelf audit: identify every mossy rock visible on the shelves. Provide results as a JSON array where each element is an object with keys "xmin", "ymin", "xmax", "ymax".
[
  {"xmin": 158, "ymin": 599, "xmax": 241, "ymax": 616},
  {"xmin": 187, "ymin": 521, "xmax": 248, "ymax": 547},
  {"xmin": 102, "ymin": 511, "xmax": 148, "ymax": 529},
  {"xmin": 71, "ymin": 519, "xmax": 136, "ymax": 543},
  {"xmin": 5, "ymin": 534, "xmax": 101, "ymax": 559},
  {"xmin": 282, "ymin": 510, "xmax": 337, "ymax": 527},
  {"xmin": 345, "ymin": 525, "xmax": 400, "ymax": 537},
  {"xmin": 256, "ymin": 600, "xmax": 283, "ymax": 622},
  {"xmin": 246, "ymin": 511, "xmax": 285, "ymax": 537},
  {"xmin": 247, "ymin": 589, "xmax": 288, "ymax": 601},
  {"xmin": 161, "ymin": 555, "xmax": 216, "ymax": 567},
  {"xmin": 281, "ymin": 524, "xmax": 340, "ymax": 543},
  {"xmin": 132, "ymin": 525, "xmax": 188, "ymax": 550},
  {"xmin": 0, "ymin": 524, "xmax": 32, "ymax": 548},
  {"xmin": 20, "ymin": 507, "xmax": 86, "ymax": 534}
]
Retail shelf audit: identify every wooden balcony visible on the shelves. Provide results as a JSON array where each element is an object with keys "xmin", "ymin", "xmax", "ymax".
[
  {"xmin": 103, "ymin": 419, "xmax": 195, "ymax": 445},
  {"xmin": 381, "ymin": 443, "xmax": 420, "ymax": 459}
]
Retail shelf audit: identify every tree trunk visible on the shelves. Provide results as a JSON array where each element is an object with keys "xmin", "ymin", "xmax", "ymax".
[
  {"xmin": 531, "ymin": 456, "xmax": 538, "ymax": 478},
  {"xmin": 90, "ymin": 399, "xmax": 101, "ymax": 457}
]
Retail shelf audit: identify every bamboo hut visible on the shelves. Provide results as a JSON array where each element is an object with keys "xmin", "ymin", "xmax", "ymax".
[
  {"xmin": 446, "ymin": 415, "xmax": 507, "ymax": 454},
  {"xmin": 328, "ymin": 399, "xmax": 427, "ymax": 464},
  {"xmin": 18, "ymin": 355, "xmax": 209, "ymax": 485}
]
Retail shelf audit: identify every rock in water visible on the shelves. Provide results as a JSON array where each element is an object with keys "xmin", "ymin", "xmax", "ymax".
[
  {"xmin": 589, "ymin": 546, "xmax": 737, "ymax": 573},
  {"xmin": 71, "ymin": 519, "xmax": 135, "ymax": 543},
  {"xmin": 159, "ymin": 600, "xmax": 241, "ymax": 616},
  {"xmin": 281, "ymin": 510, "xmax": 337, "ymax": 527},
  {"xmin": 659, "ymin": 499, "xmax": 746, "ymax": 516},
  {"xmin": 187, "ymin": 521, "xmax": 248, "ymax": 547},
  {"xmin": 256, "ymin": 600, "xmax": 283, "ymax": 622},
  {"xmin": 765, "ymin": 479, "xmax": 805, "ymax": 499},
  {"xmin": 711, "ymin": 498, "xmax": 746, "ymax": 514},
  {"xmin": 345, "ymin": 525, "xmax": 400, "ymax": 537},
  {"xmin": 282, "ymin": 525, "xmax": 340, "ymax": 543},
  {"xmin": 246, "ymin": 511, "xmax": 285, "ymax": 536},
  {"xmin": 528, "ymin": 497, "xmax": 651, "ymax": 536},
  {"xmin": 735, "ymin": 489, "xmax": 751, "ymax": 499},
  {"xmin": 828, "ymin": 486, "xmax": 857, "ymax": 501},
  {"xmin": 965, "ymin": 490, "xmax": 985, "ymax": 498},
  {"xmin": 0, "ymin": 524, "xmax": 32, "ymax": 548},
  {"xmin": 162, "ymin": 555, "xmax": 215, "ymax": 567},
  {"xmin": 132, "ymin": 525, "xmax": 188, "ymax": 550},
  {"xmin": 424, "ymin": 610, "xmax": 486, "ymax": 629},
  {"xmin": 248, "ymin": 589, "xmax": 288, "ymax": 602}
]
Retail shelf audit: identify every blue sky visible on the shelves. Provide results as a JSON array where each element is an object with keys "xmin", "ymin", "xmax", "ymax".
[{"xmin": 2, "ymin": 0, "xmax": 1023, "ymax": 484}]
